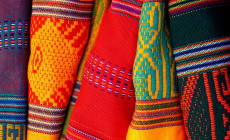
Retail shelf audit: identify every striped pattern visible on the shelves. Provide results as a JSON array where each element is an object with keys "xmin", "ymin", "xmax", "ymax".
[
  {"xmin": 32, "ymin": 0, "xmax": 94, "ymax": 20},
  {"xmin": 0, "ymin": 20, "xmax": 29, "ymax": 50},
  {"xmin": 27, "ymin": 104, "xmax": 66, "ymax": 134},
  {"xmin": 69, "ymin": 81, "xmax": 81, "ymax": 106},
  {"xmin": 111, "ymin": 0, "xmax": 142, "ymax": 20},
  {"xmin": 83, "ymin": 53, "xmax": 134, "ymax": 99},
  {"xmin": 0, "ymin": 94, "xmax": 27, "ymax": 123},
  {"xmin": 169, "ymin": 0, "xmax": 229, "ymax": 16},
  {"xmin": 174, "ymin": 37, "xmax": 230, "ymax": 77},
  {"xmin": 130, "ymin": 98, "xmax": 183, "ymax": 129},
  {"xmin": 66, "ymin": 124, "xmax": 101, "ymax": 140}
]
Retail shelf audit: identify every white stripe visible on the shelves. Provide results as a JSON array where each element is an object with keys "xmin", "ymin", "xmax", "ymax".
[
  {"xmin": 32, "ymin": 12, "xmax": 90, "ymax": 20},
  {"xmin": 177, "ymin": 56, "xmax": 230, "ymax": 70},
  {"xmin": 29, "ymin": 111, "xmax": 65, "ymax": 118},
  {"xmin": 28, "ymin": 118, "xmax": 63, "ymax": 125},
  {"xmin": 28, "ymin": 125, "xmax": 61, "ymax": 133},
  {"xmin": 29, "ymin": 104, "xmax": 66, "ymax": 111},
  {"xmin": 175, "ymin": 44, "xmax": 230, "ymax": 60},
  {"xmin": 174, "ymin": 39, "xmax": 229, "ymax": 55},
  {"xmin": 177, "ymin": 61, "xmax": 230, "ymax": 77}
]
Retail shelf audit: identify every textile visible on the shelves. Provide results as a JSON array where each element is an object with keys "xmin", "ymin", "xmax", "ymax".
[
  {"xmin": 169, "ymin": 0, "xmax": 230, "ymax": 139},
  {"xmin": 27, "ymin": 0, "xmax": 94, "ymax": 139},
  {"xmin": 61, "ymin": 0, "xmax": 111, "ymax": 138},
  {"xmin": 65, "ymin": 0, "xmax": 143, "ymax": 139},
  {"xmin": 0, "ymin": 1, "xmax": 31, "ymax": 140},
  {"xmin": 126, "ymin": 2, "xmax": 186, "ymax": 140}
]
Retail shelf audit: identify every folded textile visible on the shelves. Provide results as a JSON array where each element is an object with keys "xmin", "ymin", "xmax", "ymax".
[
  {"xmin": 0, "ymin": 0, "xmax": 31, "ymax": 139},
  {"xmin": 126, "ymin": 2, "xmax": 186, "ymax": 140},
  {"xmin": 169, "ymin": 0, "xmax": 230, "ymax": 139},
  {"xmin": 65, "ymin": 0, "xmax": 143, "ymax": 139},
  {"xmin": 61, "ymin": 0, "xmax": 110, "ymax": 138},
  {"xmin": 27, "ymin": 0, "xmax": 94, "ymax": 139}
]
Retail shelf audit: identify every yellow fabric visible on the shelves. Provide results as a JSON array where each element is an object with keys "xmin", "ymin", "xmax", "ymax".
[
  {"xmin": 126, "ymin": 125, "xmax": 187, "ymax": 140},
  {"xmin": 27, "ymin": 130, "xmax": 60, "ymax": 140}
]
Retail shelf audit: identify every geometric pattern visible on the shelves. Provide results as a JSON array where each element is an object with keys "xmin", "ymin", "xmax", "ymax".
[
  {"xmin": 169, "ymin": 1, "xmax": 230, "ymax": 139},
  {"xmin": 82, "ymin": 53, "xmax": 134, "ymax": 99},
  {"xmin": 28, "ymin": 16, "xmax": 90, "ymax": 107},
  {"xmin": 179, "ymin": 67, "xmax": 230, "ymax": 140},
  {"xmin": 61, "ymin": 0, "xmax": 111, "ymax": 137},
  {"xmin": 27, "ymin": 15, "xmax": 91, "ymax": 138},
  {"xmin": 0, "ymin": 19, "xmax": 30, "ymax": 140},
  {"xmin": 130, "ymin": 2, "xmax": 184, "ymax": 131}
]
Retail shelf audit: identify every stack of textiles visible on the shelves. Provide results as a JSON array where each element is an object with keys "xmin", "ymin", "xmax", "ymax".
[{"xmin": 0, "ymin": 0, "xmax": 229, "ymax": 140}]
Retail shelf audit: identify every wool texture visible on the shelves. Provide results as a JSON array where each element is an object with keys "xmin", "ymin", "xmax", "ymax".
[
  {"xmin": 65, "ymin": 0, "xmax": 143, "ymax": 139},
  {"xmin": 126, "ymin": 2, "xmax": 186, "ymax": 140},
  {"xmin": 169, "ymin": 0, "xmax": 230, "ymax": 140},
  {"xmin": 0, "ymin": 1, "xmax": 31, "ymax": 140},
  {"xmin": 61, "ymin": 0, "xmax": 111, "ymax": 138},
  {"xmin": 27, "ymin": 0, "xmax": 94, "ymax": 139}
]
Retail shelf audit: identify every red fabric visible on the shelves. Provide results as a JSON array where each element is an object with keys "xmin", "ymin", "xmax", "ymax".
[{"xmin": 66, "ymin": 7, "xmax": 140, "ymax": 140}]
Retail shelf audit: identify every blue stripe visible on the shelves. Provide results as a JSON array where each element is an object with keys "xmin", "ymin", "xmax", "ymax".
[
  {"xmin": 0, "ymin": 99, "xmax": 27, "ymax": 103},
  {"xmin": 0, "ymin": 94, "xmax": 26, "ymax": 97},
  {"xmin": 0, "ymin": 115, "xmax": 26, "ymax": 120},
  {"xmin": 174, "ymin": 40, "xmax": 230, "ymax": 58},
  {"xmin": 0, "ymin": 108, "xmax": 26, "ymax": 112},
  {"xmin": 176, "ymin": 56, "xmax": 230, "ymax": 73}
]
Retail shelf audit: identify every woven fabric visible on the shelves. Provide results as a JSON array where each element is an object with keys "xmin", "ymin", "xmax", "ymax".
[
  {"xmin": 0, "ymin": 1, "xmax": 31, "ymax": 140},
  {"xmin": 27, "ymin": 0, "xmax": 94, "ymax": 139},
  {"xmin": 61, "ymin": 0, "xmax": 110, "ymax": 138},
  {"xmin": 65, "ymin": 0, "xmax": 142, "ymax": 139},
  {"xmin": 126, "ymin": 2, "xmax": 186, "ymax": 140},
  {"xmin": 169, "ymin": 0, "xmax": 230, "ymax": 139}
]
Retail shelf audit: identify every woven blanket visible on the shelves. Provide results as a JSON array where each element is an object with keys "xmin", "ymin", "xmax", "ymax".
[
  {"xmin": 169, "ymin": 0, "xmax": 230, "ymax": 139},
  {"xmin": 27, "ymin": 0, "xmax": 94, "ymax": 139},
  {"xmin": 0, "ymin": 1, "xmax": 31, "ymax": 139},
  {"xmin": 126, "ymin": 1, "xmax": 186, "ymax": 139},
  {"xmin": 61, "ymin": 0, "xmax": 110, "ymax": 138},
  {"xmin": 65, "ymin": 0, "xmax": 143, "ymax": 139}
]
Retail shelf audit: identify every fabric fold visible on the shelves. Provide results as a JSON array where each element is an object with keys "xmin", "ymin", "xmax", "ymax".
[
  {"xmin": 65, "ymin": 0, "xmax": 143, "ymax": 139},
  {"xmin": 27, "ymin": 0, "xmax": 94, "ymax": 139},
  {"xmin": 168, "ymin": 0, "xmax": 230, "ymax": 139},
  {"xmin": 61, "ymin": 0, "xmax": 110, "ymax": 138},
  {"xmin": 0, "ymin": 1, "xmax": 32, "ymax": 139},
  {"xmin": 126, "ymin": 2, "xmax": 186, "ymax": 140}
]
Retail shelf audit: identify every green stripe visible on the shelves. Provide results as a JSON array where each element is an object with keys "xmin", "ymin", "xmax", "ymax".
[
  {"xmin": 132, "ymin": 116, "xmax": 182, "ymax": 125},
  {"xmin": 135, "ymin": 101, "xmax": 180, "ymax": 110}
]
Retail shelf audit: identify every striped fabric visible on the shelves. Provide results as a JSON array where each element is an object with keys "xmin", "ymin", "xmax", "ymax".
[
  {"xmin": 174, "ymin": 37, "xmax": 230, "ymax": 77},
  {"xmin": 28, "ymin": 104, "xmax": 66, "ymax": 134},
  {"xmin": 61, "ymin": 0, "xmax": 110, "ymax": 137},
  {"xmin": 32, "ymin": 0, "xmax": 94, "ymax": 20},
  {"xmin": 111, "ymin": 0, "xmax": 142, "ymax": 20},
  {"xmin": 0, "ymin": 95, "xmax": 27, "ymax": 124},
  {"xmin": 0, "ymin": 1, "xmax": 31, "ymax": 139},
  {"xmin": 27, "ymin": 0, "xmax": 94, "ymax": 139},
  {"xmin": 126, "ymin": 2, "xmax": 186, "ymax": 140},
  {"xmin": 131, "ymin": 98, "xmax": 183, "ymax": 130},
  {"xmin": 169, "ymin": 0, "xmax": 230, "ymax": 139},
  {"xmin": 169, "ymin": 0, "xmax": 228, "ymax": 17}
]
